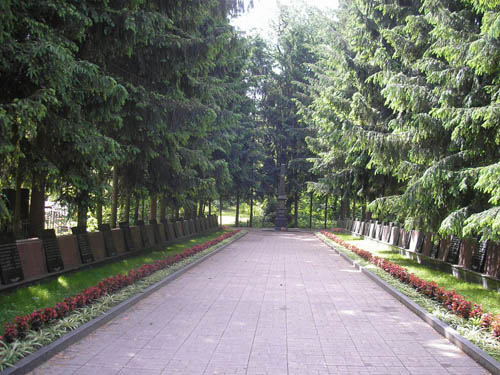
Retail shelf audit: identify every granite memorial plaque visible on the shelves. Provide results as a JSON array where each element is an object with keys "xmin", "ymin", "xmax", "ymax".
[
  {"xmin": 182, "ymin": 220, "xmax": 190, "ymax": 236},
  {"xmin": 471, "ymin": 240, "xmax": 488, "ymax": 273},
  {"xmin": 161, "ymin": 219, "xmax": 170, "ymax": 241},
  {"xmin": 446, "ymin": 236, "xmax": 461, "ymax": 265},
  {"xmin": 136, "ymin": 220, "xmax": 150, "ymax": 248},
  {"xmin": 98, "ymin": 224, "xmax": 117, "ymax": 257},
  {"xmin": 150, "ymin": 219, "xmax": 161, "ymax": 244},
  {"xmin": 430, "ymin": 239, "xmax": 440, "ymax": 259},
  {"xmin": 0, "ymin": 233, "xmax": 24, "ymax": 284},
  {"xmin": 40, "ymin": 229, "xmax": 64, "ymax": 273},
  {"xmin": 119, "ymin": 222, "xmax": 135, "ymax": 252},
  {"xmin": 71, "ymin": 227, "xmax": 94, "ymax": 264}
]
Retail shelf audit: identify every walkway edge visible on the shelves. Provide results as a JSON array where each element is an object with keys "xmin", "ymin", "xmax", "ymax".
[
  {"xmin": 1, "ymin": 231, "xmax": 248, "ymax": 375},
  {"xmin": 317, "ymin": 233, "xmax": 500, "ymax": 375}
]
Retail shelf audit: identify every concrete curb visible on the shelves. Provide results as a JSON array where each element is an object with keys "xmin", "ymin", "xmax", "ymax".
[
  {"xmin": 1, "ymin": 231, "xmax": 248, "ymax": 375},
  {"xmin": 317, "ymin": 233, "xmax": 500, "ymax": 375}
]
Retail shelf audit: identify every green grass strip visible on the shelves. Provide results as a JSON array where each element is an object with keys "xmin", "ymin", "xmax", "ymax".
[
  {"xmin": 335, "ymin": 233, "xmax": 500, "ymax": 315},
  {"xmin": 0, "ymin": 230, "xmax": 227, "ymax": 330}
]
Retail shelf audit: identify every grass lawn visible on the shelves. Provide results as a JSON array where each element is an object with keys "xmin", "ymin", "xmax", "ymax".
[
  {"xmin": 335, "ymin": 233, "xmax": 500, "ymax": 315},
  {"xmin": 0, "ymin": 230, "xmax": 227, "ymax": 331}
]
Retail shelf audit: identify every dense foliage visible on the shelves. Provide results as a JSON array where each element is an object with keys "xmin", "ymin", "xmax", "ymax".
[
  {"xmin": 304, "ymin": 0, "xmax": 500, "ymax": 240},
  {"xmin": 2, "ymin": 0, "xmax": 499, "ymax": 239},
  {"xmin": 0, "ymin": 0, "xmax": 256, "ymax": 235}
]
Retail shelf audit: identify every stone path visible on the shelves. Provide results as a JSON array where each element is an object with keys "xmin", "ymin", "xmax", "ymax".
[{"xmin": 29, "ymin": 230, "xmax": 489, "ymax": 374}]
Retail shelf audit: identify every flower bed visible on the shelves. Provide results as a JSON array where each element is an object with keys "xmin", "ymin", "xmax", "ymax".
[
  {"xmin": 0, "ymin": 230, "xmax": 240, "ymax": 344},
  {"xmin": 320, "ymin": 230, "xmax": 500, "ymax": 340}
]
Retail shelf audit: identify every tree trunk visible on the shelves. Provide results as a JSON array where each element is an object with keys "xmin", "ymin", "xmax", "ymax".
[
  {"xmin": 159, "ymin": 196, "xmax": 166, "ymax": 222},
  {"xmin": 294, "ymin": 192, "xmax": 299, "ymax": 228},
  {"xmin": 133, "ymin": 196, "xmax": 139, "ymax": 224},
  {"xmin": 249, "ymin": 191, "xmax": 253, "ymax": 228},
  {"xmin": 141, "ymin": 199, "xmax": 145, "ymax": 220},
  {"xmin": 235, "ymin": 191, "xmax": 240, "ymax": 227},
  {"xmin": 12, "ymin": 167, "xmax": 23, "ymax": 237},
  {"xmin": 208, "ymin": 199, "xmax": 212, "ymax": 215},
  {"xmin": 174, "ymin": 207, "xmax": 179, "ymax": 220},
  {"xmin": 324, "ymin": 195, "xmax": 328, "ymax": 229},
  {"xmin": 150, "ymin": 194, "xmax": 157, "ymax": 222},
  {"xmin": 77, "ymin": 191, "xmax": 89, "ymax": 229},
  {"xmin": 111, "ymin": 166, "xmax": 118, "ymax": 228},
  {"xmin": 29, "ymin": 171, "xmax": 46, "ymax": 237},
  {"xmin": 309, "ymin": 192, "xmax": 313, "ymax": 229},
  {"xmin": 124, "ymin": 193, "xmax": 131, "ymax": 223},
  {"xmin": 96, "ymin": 202, "xmax": 103, "ymax": 226},
  {"xmin": 362, "ymin": 203, "xmax": 366, "ymax": 221}
]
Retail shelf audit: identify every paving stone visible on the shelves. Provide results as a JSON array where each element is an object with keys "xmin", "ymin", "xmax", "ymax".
[{"xmin": 26, "ymin": 230, "xmax": 490, "ymax": 374}]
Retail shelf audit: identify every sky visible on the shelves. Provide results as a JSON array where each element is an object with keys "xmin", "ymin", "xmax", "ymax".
[{"xmin": 231, "ymin": 0, "xmax": 338, "ymax": 38}]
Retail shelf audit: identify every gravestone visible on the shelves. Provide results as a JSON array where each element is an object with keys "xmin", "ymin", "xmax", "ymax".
[
  {"xmin": 172, "ymin": 221, "xmax": 179, "ymax": 238},
  {"xmin": 410, "ymin": 230, "xmax": 424, "ymax": 253},
  {"xmin": 430, "ymin": 239, "xmax": 441, "ymax": 259},
  {"xmin": 471, "ymin": 240, "xmax": 488, "ymax": 273},
  {"xmin": 370, "ymin": 221, "xmax": 377, "ymax": 238},
  {"xmin": 0, "ymin": 232, "xmax": 24, "ymax": 285},
  {"xmin": 119, "ymin": 222, "xmax": 135, "ymax": 252},
  {"xmin": 182, "ymin": 220, "xmax": 190, "ymax": 236},
  {"xmin": 275, "ymin": 164, "xmax": 288, "ymax": 230},
  {"xmin": 71, "ymin": 227, "xmax": 94, "ymax": 264},
  {"xmin": 167, "ymin": 222, "xmax": 176, "ymax": 241},
  {"xmin": 389, "ymin": 225, "xmax": 400, "ymax": 246},
  {"xmin": 40, "ymin": 229, "xmax": 64, "ymax": 273},
  {"xmin": 98, "ymin": 224, "xmax": 117, "ymax": 257},
  {"xmin": 446, "ymin": 236, "xmax": 461, "ymax": 265},
  {"xmin": 175, "ymin": 221, "xmax": 184, "ymax": 238},
  {"xmin": 404, "ymin": 230, "xmax": 411, "ymax": 249},
  {"xmin": 136, "ymin": 220, "xmax": 150, "ymax": 248},
  {"xmin": 150, "ymin": 219, "xmax": 161, "ymax": 244},
  {"xmin": 161, "ymin": 219, "xmax": 170, "ymax": 241}
]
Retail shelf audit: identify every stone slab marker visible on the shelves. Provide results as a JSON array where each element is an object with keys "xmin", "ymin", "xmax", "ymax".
[
  {"xmin": 135, "ymin": 220, "xmax": 150, "ymax": 249},
  {"xmin": 0, "ymin": 232, "xmax": 24, "ymax": 285},
  {"xmin": 40, "ymin": 229, "xmax": 64, "ymax": 273},
  {"xmin": 471, "ymin": 240, "xmax": 488, "ymax": 273},
  {"xmin": 98, "ymin": 224, "xmax": 117, "ymax": 257},
  {"xmin": 149, "ymin": 219, "xmax": 161, "ymax": 244},
  {"xmin": 71, "ymin": 227, "xmax": 94, "ymax": 264},
  {"xmin": 119, "ymin": 222, "xmax": 135, "ymax": 252}
]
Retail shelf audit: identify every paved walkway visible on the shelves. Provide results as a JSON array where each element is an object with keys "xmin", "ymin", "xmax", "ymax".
[{"xmin": 30, "ymin": 230, "xmax": 489, "ymax": 374}]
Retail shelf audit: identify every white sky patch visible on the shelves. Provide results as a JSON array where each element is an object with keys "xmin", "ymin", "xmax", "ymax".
[{"xmin": 231, "ymin": 0, "xmax": 338, "ymax": 38}]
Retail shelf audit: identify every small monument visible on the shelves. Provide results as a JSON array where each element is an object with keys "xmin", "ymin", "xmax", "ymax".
[{"xmin": 275, "ymin": 164, "xmax": 288, "ymax": 230}]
